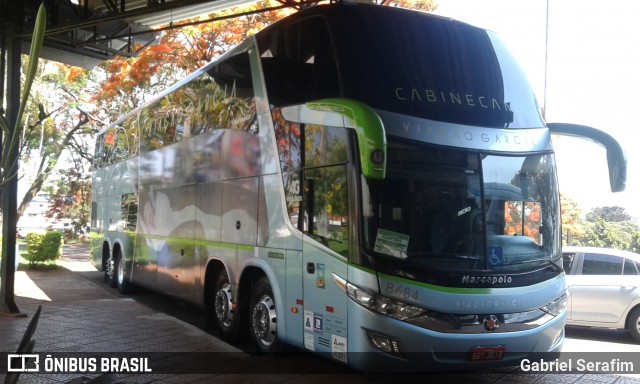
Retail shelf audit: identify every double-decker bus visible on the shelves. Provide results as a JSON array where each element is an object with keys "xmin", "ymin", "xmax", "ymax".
[{"xmin": 90, "ymin": 2, "xmax": 626, "ymax": 372}]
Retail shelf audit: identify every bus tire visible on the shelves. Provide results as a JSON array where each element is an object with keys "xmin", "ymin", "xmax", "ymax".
[
  {"xmin": 249, "ymin": 277, "xmax": 281, "ymax": 353},
  {"xmin": 628, "ymin": 307, "xmax": 640, "ymax": 343},
  {"xmin": 116, "ymin": 250, "xmax": 135, "ymax": 294},
  {"xmin": 211, "ymin": 271, "xmax": 241, "ymax": 342},
  {"xmin": 106, "ymin": 254, "xmax": 117, "ymax": 288}
]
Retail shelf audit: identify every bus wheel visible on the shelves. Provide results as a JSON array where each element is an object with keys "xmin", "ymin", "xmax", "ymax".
[
  {"xmin": 249, "ymin": 277, "xmax": 280, "ymax": 353},
  {"xmin": 211, "ymin": 271, "xmax": 240, "ymax": 342},
  {"xmin": 106, "ymin": 255, "xmax": 117, "ymax": 288},
  {"xmin": 116, "ymin": 250, "xmax": 135, "ymax": 294}
]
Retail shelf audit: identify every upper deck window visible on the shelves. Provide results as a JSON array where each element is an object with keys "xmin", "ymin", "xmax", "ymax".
[
  {"xmin": 332, "ymin": 6, "xmax": 543, "ymax": 128},
  {"xmin": 257, "ymin": 4, "xmax": 544, "ymax": 129},
  {"xmin": 257, "ymin": 16, "xmax": 340, "ymax": 107}
]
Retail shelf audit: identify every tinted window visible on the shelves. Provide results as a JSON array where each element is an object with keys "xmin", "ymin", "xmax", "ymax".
[
  {"xmin": 139, "ymin": 52, "xmax": 256, "ymax": 153},
  {"xmin": 581, "ymin": 253, "xmax": 623, "ymax": 275},
  {"xmin": 258, "ymin": 16, "xmax": 339, "ymax": 107},
  {"xmin": 623, "ymin": 258, "xmax": 639, "ymax": 275},
  {"xmin": 304, "ymin": 124, "xmax": 349, "ymax": 167},
  {"xmin": 274, "ymin": 117, "xmax": 352, "ymax": 248},
  {"xmin": 303, "ymin": 165, "xmax": 349, "ymax": 257},
  {"xmin": 330, "ymin": 5, "xmax": 543, "ymax": 128}
]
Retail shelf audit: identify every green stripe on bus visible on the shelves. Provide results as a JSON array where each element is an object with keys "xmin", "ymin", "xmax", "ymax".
[{"xmin": 136, "ymin": 235, "xmax": 254, "ymax": 252}]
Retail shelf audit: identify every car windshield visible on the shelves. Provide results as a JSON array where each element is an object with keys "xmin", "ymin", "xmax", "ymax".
[{"xmin": 360, "ymin": 140, "xmax": 561, "ymax": 276}]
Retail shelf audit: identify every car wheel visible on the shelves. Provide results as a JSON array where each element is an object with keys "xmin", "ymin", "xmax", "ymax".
[
  {"xmin": 629, "ymin": 307, "xmax": 640, "ymax": 343},
  {"xmin": 249, "ymin": 277, "xmax": 281, "ymax": 353},
  {"xmin": 209, "ymin": 270, "xmax": 241, "ymax": 342}
]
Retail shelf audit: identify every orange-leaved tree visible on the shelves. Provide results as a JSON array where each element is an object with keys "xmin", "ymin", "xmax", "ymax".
[
  {"xmin": 93, "ymin": 0, "xmax": 293, "ymax": 122},
  {"xmin": 560, "ymin": 194, "xmax": 584, "ymax": 246}
]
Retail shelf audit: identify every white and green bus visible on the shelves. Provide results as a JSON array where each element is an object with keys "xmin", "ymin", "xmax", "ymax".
[{"xmin": 90, "ymin": 3, "xmax": 626, "ymax": 372}]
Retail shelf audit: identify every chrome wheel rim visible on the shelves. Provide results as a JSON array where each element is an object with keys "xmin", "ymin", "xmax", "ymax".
[
  {"xmin": 215, "ymin": 283, "xmax": 234, "ymax": 328},
  {"xmin": 252, "ymin": 295, "xmax": 277, "ymax": 348}
]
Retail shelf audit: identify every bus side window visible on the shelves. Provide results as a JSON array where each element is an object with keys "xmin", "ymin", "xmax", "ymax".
[
  {"xmin": 258, "ymin": 16, "xmax": 340, "ymax": 107},
  {"xmin": 303, "ymin": 165, "xmax": 349, "ymax": 257},
  {"xmin": 300, "ymin": 124, "xmax": 350, "ymax": 256}
]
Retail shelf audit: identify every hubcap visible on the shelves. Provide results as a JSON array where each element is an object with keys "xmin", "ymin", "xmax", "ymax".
[
  {"xmin": 252, "ymin": 295, "xmax": 277, "ymax": 348},
  {"xmin": 215, "ymin": 284, "xmax": 234, "ymax": 328}
]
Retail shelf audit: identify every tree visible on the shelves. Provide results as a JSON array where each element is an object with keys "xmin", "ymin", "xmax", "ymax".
[
  {"xmin": 630, "ymin": 232, "xmax": 640, "ymax": 254},
  {"xmin": 91, "ymin": 1, "xmax": 294, "ymax": 123},
  {"xmin": 45, "ymin": 166, "xmax": 92, "ymax": 238},
  {"xmin": 576, "ymin": 206, "xmax": 640, "ymax": 251},
  {"xmin": 16, "ymin": 62, "xmax": 95, "ymax": 220},
  {"xmin": 586, "ymin": 206, "xmax": 631, "ymax": 223},
  {"xmin": 560, "ymin": 194, "xmax": 584, "ymax": 246}
]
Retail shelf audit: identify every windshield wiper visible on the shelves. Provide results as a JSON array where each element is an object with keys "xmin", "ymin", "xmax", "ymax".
[{"xmin": 544, "ymin": 259, "xmax": 563, "ymax": 274}]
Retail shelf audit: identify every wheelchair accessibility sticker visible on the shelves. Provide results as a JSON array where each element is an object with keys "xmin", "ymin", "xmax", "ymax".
[{"xmin": 488, "ymin": 247, "xmax": 503, "ymax": 267}]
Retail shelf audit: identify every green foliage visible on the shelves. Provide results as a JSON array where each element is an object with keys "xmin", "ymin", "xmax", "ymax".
[
  {"xmin": 586, "ymin": 206, "xmax": 631, "ymax": 223},
  {"xmin": 569, "ymin": 205, "xmax": 640, "ymax": 252},
  {"xmin": 24, "ymin": 231, "xmax": 63, "ymax": 268}
]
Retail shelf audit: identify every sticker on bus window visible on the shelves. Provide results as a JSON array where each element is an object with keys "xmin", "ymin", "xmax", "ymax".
[
  {"xmin": 488, "ymin": 247, "xmax": 504, "ymax": 267},
  {"xmin": 374, "ymin": 229, "xmax": 409, "ymax": 259}
]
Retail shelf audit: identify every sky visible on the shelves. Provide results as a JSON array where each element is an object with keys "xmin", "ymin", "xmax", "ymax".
[{"xmin": 434, "ymin": 0, "xmax": 640, "ymax": 221}]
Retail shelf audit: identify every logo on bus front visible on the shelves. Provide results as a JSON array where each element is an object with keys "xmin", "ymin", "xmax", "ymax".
[{"xmin": 460, "ymin": 274, "xmax": 513, "ymax": 285}]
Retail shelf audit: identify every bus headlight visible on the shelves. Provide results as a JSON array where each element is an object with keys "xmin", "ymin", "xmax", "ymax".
[
  {"xmin": 541, "ymin": 294, "xmax": 567, "ymax": 316},
  {"xmin": 346, "ymin": 283, "xmax": 426, "ymax": 321}
]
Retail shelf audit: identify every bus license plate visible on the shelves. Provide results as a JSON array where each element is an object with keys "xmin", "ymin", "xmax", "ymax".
[{"xmin": 468, "ymin": 346, "xmax": 506, "ymax": 361}]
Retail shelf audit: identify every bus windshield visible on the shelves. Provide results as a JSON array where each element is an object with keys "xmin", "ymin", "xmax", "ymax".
[{"xmin": 361, "ymin": 139, "xmax": 561, "ymax": 277}]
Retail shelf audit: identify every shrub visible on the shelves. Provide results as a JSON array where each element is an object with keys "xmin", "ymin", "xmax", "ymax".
[{"xmin": 24, "ymin": 231, "xmax": 63, "ymax": 268}]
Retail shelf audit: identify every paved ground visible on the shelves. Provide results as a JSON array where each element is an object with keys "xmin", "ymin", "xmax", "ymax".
[{"xmin": 1, "ymin": 244, "xmax": 640, "ymax": 383}]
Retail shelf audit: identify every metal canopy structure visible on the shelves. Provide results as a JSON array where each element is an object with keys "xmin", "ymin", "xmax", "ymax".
[
  {"xmin": 4, "ymin": 0, "xmax": 316, "ymax": 69},
  {"xmin": 0, "ymin": 0, "xmax": 315, "ymax": 315}
]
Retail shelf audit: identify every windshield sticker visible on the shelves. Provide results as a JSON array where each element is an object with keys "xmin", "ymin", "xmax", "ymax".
[
  {"xmin": 488, "ymin": 247, "xmax": 504, "ymax": 267},
  {"xmin": 374, "ymin": 228, "xmax": 409, "ymax": 259}
]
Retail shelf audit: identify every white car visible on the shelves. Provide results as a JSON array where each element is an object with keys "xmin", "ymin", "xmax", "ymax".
[{"xmin": 563, "ymin": 246, "xmax": 640, "ymax": 342}]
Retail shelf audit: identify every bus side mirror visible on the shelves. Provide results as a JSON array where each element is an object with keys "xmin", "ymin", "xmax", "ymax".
[{"xmin": 547, "ymin": 123, "xmax": 626, "ymax": 193}]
